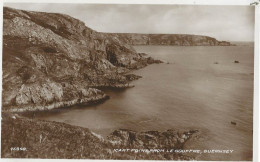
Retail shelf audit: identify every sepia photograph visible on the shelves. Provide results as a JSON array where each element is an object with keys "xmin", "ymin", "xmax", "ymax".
[{"xmin": 1, "ymin": 0, "xmax": 257, "ymax": 161}]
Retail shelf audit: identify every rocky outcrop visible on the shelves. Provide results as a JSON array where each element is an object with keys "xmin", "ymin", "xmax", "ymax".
[
  {"xmin": 107, "ymin": 33, "xmax": 233, "ymax": 46},
  {"xmin": 108, "ymin": 129, "xmax": 198, "ymax": 149},
  {"xmin": 2, "ymin": 7, "xmax": 162, "ymax": 112},
  {"xmin": 1, "ymin": 113, "xmax": 198, "ymax": 160}
]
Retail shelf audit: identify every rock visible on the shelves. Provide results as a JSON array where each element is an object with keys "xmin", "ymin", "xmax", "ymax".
[
  {"xmin": 234, "ymin": 60, "xmax": 239, "ymax": 63},
  {"xmin": 218, "ymin": 41, "xmax": 231, "ymax": 46},
  {"xmin": 1, "ymin": 114, "xmax": 198, "ymax": 160},
  {"xmin": 124, "ymin": 74, "xmax": 142, "ymax": 81},
  {"xmin": 138, "ymin": 53, "xmax": 148, "ymax": 57},
  {"xmin": 146, "ymin": 57, "xmax": 164, "ymax": 64},
  {"xmin": 231, "ymin": 121, "xmax": 237, "ymax": 125},
  {"xmin": 107, "ymin": 129, "xmax": 199, "ymax": 149}
]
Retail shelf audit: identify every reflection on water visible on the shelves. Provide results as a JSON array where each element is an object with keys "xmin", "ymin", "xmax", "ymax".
[{"xmin": 34, "ymin": 45, "xmax": 254, "ymax": 161}]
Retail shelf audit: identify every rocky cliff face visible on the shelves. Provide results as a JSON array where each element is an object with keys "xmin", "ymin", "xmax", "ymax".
[
  {"xmin": 2, "ymin": 7, "xmax": 161, "ymax": 112},
  {"xmin": 1, "ymin": 113, "xmax": 198, "ymax": 160},
  {"xmin": 107, "ymin": 33, "xmax": 232, "ymax": 46}
]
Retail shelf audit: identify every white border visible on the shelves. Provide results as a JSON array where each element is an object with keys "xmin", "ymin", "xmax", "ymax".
[
  {"xmin": 1, "ymin": 0, "xmax": 254, "ymax": 5},
  {"xmin": 253, "ymin": 3, "xmax": 260, "ymax": 162},
  {"xmin": 0, "ymin": 0, "xmax": 258, "ymax": 162}
]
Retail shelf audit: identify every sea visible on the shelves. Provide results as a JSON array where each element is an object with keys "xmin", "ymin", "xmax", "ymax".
[{"xmin": 34, "ymin": 43, "xmax": 254, "ymax": 161}]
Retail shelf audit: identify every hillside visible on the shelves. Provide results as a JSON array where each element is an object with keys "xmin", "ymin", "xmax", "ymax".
[
  {"xmin": 107, "ymin": 33, "xmax": 232, "ymax": 46},
  {"xmin": 1, "ymin": 113, "xmax": 198, "ymax": 160}
]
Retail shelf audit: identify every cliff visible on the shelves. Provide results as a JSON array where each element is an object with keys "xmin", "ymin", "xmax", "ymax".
[
  {"xmin": 1, "ymin": 113, "xmax": 198, "ymax": 160},
  {"xmin": 107, "ymin": 33, "xmax": 233, "ymax": 46},
  {"xmin": 2, "ymin": 7, "xmax": 161, "ymax": 112}
]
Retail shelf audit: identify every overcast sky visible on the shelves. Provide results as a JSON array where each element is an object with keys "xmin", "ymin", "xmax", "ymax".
[{"xmin": 4, "ymin": 3, "xmax": 255, "ymax": 41}]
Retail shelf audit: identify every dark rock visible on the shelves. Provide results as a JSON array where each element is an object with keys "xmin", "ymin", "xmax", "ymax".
[
  {"xmin": 107, "ymin": 129, "xmax": 199, "ymax": 149},
  {"xmin": 234, "ymin": 60, "xmax": 239, "ymax": 63},
  {"xmin": 1, "ymin": 114, "xmax": 198, "ymax": 160},
  {"xmin": 124, "ymin": 74, "xmax": 142, "ymax": 81},
  {"xmin": 138, "ymin": 53, "xmax": 148, "ymax": 57},
  {"xmin": 147, "ymin": 57, "xmax": 164, "ymax": 64}
]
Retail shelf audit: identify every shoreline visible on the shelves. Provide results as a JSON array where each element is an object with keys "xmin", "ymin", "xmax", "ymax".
[
  {"xmin": 1, "ymin": 112, "xmax": 199, "ymax": 160},
  {"xmin": 2, "ymin": 72, "xmax": 145, "ymax": 114},
  {"xmin": 3, "ymin": 93, "xmax": 110, "ymax": 113},
  {"xmin": 131, "ymin": 42, "xmax": 253, "ymax": 47}
]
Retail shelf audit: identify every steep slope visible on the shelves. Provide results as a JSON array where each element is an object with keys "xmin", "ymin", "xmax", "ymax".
[
  {"xmin": 2, "ymin": 7, "xmax": 161, "ymax": 112},
  {"xmin": 107, "ymin": 33, "xmax": 232, "ymax": 46},
  {"xmin": 1, "ymin": 113, "xmax": 198, "ymax": 160}
]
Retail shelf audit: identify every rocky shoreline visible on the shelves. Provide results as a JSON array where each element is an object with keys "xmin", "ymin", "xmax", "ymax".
[
  {"xmin": 1, "ymin": 113, "xmax": 199, "ymax": 160},
  {"xmin": 4, "ymin": 93, "xmax": 109, "ymax": 113}
]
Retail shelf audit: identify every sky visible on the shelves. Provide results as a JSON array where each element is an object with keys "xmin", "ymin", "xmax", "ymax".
[{"xmin": 4, "ymin": 3, "xmax": 255, "ymax": 42}]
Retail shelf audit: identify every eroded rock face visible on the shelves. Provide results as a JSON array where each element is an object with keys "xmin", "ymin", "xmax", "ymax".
[
  {"xmin": 7, "ymin": 80, "xmax": 109, "ymax": 112},
  {"xmin": 2, "ymin": 7, "xmax": 161, "ymax": 112},
  {"xmin": 107, "ymin": 129, "xmax": 198, "ymax": 149},
  {"xmin": 1, "ymin": 113, "xmax": 198, "ymax": 160}
]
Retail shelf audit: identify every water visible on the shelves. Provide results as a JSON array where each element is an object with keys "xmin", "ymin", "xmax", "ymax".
[{"xmin": 34, "ymin": 45, "xmax": 254, "ymax": 161}]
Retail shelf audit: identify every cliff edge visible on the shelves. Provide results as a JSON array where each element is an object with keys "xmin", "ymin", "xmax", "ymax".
[{"xmin": 1, "ymin": 113, "xmax": 199, "ymax": 160}]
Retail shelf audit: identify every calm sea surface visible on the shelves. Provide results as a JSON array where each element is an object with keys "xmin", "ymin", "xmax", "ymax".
[{"xmin": 34, "ymin": 45, "xmax": 254, "ymax": 160}]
